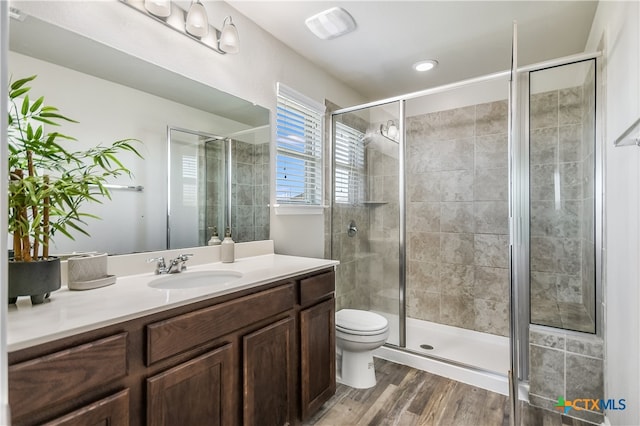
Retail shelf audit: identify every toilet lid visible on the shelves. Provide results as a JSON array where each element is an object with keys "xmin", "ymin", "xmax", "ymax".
[{"xmin": 336, "ymin": 309, "xmax": 388, "ymax": 333}]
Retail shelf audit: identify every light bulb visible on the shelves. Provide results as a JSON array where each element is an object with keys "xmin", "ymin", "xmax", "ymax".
[
  {"xmin": 387, "ymin": 123, "xmax": 398, "ymax": 140},
  {"xmin": 186, "ymin": 1, "xmax": 208, "ymax": 38},
  {"xmin": 144, "ymin": 0, "xmax": 171, "ymax": 17},
  {"xmin": 219, "ymin": 16, "xmax": 240, "ymax": 54}
]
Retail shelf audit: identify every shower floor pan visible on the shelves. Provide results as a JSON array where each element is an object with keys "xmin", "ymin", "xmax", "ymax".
[{"xmin": 376, "ymin": 313, "xmax": 510, "ymax": 374}]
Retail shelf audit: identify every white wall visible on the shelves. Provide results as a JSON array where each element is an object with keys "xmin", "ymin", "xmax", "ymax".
[
  {"xmin": 12, "ymin": 1, "xmax": 367, "ymax": 258},
  {"xmin": 585, "ymin": 1, "xmax": 640, "ymax": 424}
]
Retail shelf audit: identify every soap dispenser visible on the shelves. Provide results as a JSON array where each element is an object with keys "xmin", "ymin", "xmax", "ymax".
[
  {"xmin": 221, "ymin": 227, "xmax": 235, "ymax": 263},
  {"xmin": 208, "ymin": 226, "xmax": 221, "ymax": 246}
]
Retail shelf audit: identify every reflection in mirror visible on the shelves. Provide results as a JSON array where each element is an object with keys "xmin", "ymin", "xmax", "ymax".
[
  {"xmin": 229, "ymin": 127, "xmax": 271, "ymax": 243},
  {"xmin": 167, "ymin": 125, "xmax": 271, "ymax": 248},
  {"xmin": 168, "ymin": 127, "xmax": 227, "ymax": 250},
  {"xmin": 529, "ymin": 59, "xmax": 597, "ymax": 333},
  {"xmin": 9, "ymin": 13, "xmax": 271, "ymax": 255}
]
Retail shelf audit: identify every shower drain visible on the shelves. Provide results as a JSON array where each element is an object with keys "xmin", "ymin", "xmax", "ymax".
[{"xmin": 420, "ymin": 344, "xmax": 434, "ymax": 350}]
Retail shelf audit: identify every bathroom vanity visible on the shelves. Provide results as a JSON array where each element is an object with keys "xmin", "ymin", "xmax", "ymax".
[{"xmin": 6, "ymin": 246, "xmax": 337, "ymax": 425}]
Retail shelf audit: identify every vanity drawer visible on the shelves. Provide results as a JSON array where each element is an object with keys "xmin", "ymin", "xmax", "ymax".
[
  {"xmin": 9, "ymin": 333, "xmax": 128, "ymax": 419},
  {"xmin": 147, "ymin": 283, "xmax": 295, "ymax": 365},
  {"xmin": 299, "ymin": 270, "xmax": 335, "ymax": 306}
]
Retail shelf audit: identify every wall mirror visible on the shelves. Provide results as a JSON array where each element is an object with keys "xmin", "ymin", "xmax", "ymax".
[
  {"xmin": 528, "ymin": 58, "xmax": 598, "ymax": 333},
  {"xmin": 8, "ymin": 13, "xmax": 270, "ymax": 255}
]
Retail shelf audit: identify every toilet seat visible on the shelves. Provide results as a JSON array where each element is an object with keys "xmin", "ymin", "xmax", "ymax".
[{"xmin": 336, "ymin": 309, "xmax": 389, "ymax": 335}]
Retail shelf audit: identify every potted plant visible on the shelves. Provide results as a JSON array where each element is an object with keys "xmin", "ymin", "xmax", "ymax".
[{"xmin": 7, "ymin": 75, "xmax": 142, "ymax": 304}]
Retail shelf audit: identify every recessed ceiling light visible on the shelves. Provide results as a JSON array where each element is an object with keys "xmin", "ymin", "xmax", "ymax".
[
  {"xmin": 413, "ymin": 60, "xmax": 438, "ymax": 72},
  {"xmin": 305, "ymin": 7, "xmax": 357, "ymax": 40}
]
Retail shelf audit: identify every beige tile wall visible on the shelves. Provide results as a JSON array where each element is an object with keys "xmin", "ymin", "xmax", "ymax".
[
  {"xmin": 404, "ymin": 99, "xmax": 510, "ymax": 336},
  {"xmin": 529, "ymin": 78, "xmax": 596, "ymax": 333}
]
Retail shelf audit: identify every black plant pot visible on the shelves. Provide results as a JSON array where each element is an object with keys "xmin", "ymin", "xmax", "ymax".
[{"xmin": 8, "ymin": 257, "xmax": 61, "ymax": 305}]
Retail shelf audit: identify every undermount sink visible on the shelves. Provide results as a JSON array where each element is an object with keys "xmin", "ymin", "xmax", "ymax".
[{"xmin": 148, "ymin": 270, "xmax": 243, "ymax": 290}]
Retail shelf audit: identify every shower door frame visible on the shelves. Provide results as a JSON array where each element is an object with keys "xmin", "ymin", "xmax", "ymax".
[
  {"xmin": 330, "ymin": 49, "xmax": 602, "ymax": 386},
  {"xmin": 518, "ymin": 53, "xmax": 604, "ymax": 340}
]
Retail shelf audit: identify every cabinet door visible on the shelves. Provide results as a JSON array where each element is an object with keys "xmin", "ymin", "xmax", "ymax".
[
  {"xmin": 147, "ymin": 343, "xmax": 235, "ymax": 426},
  {"xmin": 300, "ymin": 297, "xmax": 336, "ymax": 420},
  {"xmin": 243, "ymin": 317, "xmax": 294, "ymax": 426},
  {"xmin": 42, "ymin": 388, "xmax": 129, "ymax": 426},
  {"xmin": 9, "ymin": 333, "xmax": 128, "ymax": 420}
]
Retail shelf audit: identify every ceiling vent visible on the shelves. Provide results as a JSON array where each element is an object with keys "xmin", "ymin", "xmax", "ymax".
[{"xmin": 305, "ymin": 7, "xmax": 356, "ymax": 40}]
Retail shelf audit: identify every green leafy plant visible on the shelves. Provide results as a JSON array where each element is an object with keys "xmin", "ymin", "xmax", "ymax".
[{"xmin": 8, "ymin": 75, "xmax": 142, "ymax": 262}]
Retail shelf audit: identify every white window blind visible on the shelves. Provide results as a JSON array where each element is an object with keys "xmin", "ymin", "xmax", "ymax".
[
  {"xmin": 334, "ymin": 122, "xmax": 365, "ymax": 204},
  {"xmin": 276, "ymin": 83, "xmax": 325, "ymax": 205},
  {"xmin": 181, "ymin": 154, "xmax": 198, "ymax": 206}
]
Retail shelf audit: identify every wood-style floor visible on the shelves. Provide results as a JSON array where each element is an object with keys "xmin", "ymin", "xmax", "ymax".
[{"xmin": 304, "ymin": 358, "xmax": 592, "ymax": 426}]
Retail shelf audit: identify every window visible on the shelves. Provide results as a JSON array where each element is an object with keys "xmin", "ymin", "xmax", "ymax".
[
  {"xmin": 334, "ymin": 122, "xmax": 365, "ymax": 204},
  {"xmin": 275, "ymin": 83, "xmax": 324, "ymax": 206},
  {"xmin": 181, "ymin": 154, "xmax": 198, "ymax": 207}
]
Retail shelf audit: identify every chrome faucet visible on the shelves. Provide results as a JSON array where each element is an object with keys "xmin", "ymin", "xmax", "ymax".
[
  {"xmin": 167, "ymin": 253, "xmax": 193, "ymax": 273},
  {"xmin": 147, "ymin": 254, "xmax": 193, "ymax": 274},
  {"xmin": 147, "ymin": 256, "xmax": 168, "ymax": 274}
]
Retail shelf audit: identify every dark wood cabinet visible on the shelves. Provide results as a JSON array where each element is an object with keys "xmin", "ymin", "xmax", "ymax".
[
  {"xmin": 8, "ymin": 333, "xmax": 128, "ymax": 425},
  {"xmin": 300, "ymin": 297, "xmax": 336, "ymax": 421},
  {"xmin": 147, "ymin": 343, "xmax": 235, "ymax": 426},
  {"xmin": 42, "ymin": 389, "xmax": 130, "ymax": 426},
  {"xmin": 8, "ymin": 267, "xmax": 336, "ymax": 426},
  {"xmin": 243, "ymin": 317, "xmax": 295, "ymax": 426}
]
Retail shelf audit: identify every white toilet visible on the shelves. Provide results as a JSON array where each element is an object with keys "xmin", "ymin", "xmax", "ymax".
[{"xmin": 335, "ymin": 309, "xmax": 390, "ymax": 389}]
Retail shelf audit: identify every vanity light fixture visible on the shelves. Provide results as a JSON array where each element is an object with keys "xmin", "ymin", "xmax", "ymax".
[
  {"xmin": 185, "ymin": 0, "xmax": 209, "ymax": 38},
  {"xmin": 120, "ymin": 0, "xmax": 239, "ymax": 54},
  {"xmin": 380, "ymin": 120, "xmax": 399, "ymax": 142},
  {"xmin": 305, "ymin": 7, "xmax": 357, "ymax": 40},
  {"xmin": 413, "ymin": 59, "xmax": 438, "ymax": 72}
]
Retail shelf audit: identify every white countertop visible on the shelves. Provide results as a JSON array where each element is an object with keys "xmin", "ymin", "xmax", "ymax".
[{"xmin": 7, "ymin": 251, "xmax": 338, "ymax": 352}]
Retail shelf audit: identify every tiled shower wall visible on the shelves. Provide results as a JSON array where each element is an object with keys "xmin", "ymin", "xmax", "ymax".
[
  {"xmin": 231, "ymin": 140, "xmax": 270, "ymax": 243},
  {"xmin": 327, "ymin": 103, "xmax": 375, "ymax": 312},
  {"xmin": 366, "ymin": 139, "xmax": 400, "ymax": 315},
  {"xmin": 332, "ymin": 202, "xmax": 372, "ymax": 311},
  {"xmin": 205, "ymin": 140, "xmax": 271, "ymax": 244},
  {"xmin": 204, "ymin": 140, "xmax": 225, "ymax": 246},
  {"xmin": 529, "ymin": 79, "xmax": 595, "ymax": 332},
  {"xmin": 331, "ymin": 127, "xmax": 403, "ymax": 316},
  {"xmin": 529, "ymin": 327, "xmax": 604, "ymax": 424},
  {"xmin": 528, "ymin": 63, "xmax": 602, "ymax": 423},
  {"xmin": 403, "ymin": 100, "xmax": 510, "ymax": 337}
]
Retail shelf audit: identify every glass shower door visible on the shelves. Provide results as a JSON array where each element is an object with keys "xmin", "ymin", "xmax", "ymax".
[
  {"xmin": 331, "ymin": 101, "xmax": 402, "ymax": 346},
  {"xmin": 528, "ymin": 59, "xmax": 598, "ymax": 333}
]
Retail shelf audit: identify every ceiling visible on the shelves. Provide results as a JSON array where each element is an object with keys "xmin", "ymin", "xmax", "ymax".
[{"xmin": 227, "ymin": 1, "xmax": 599, "ymax": 100}]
